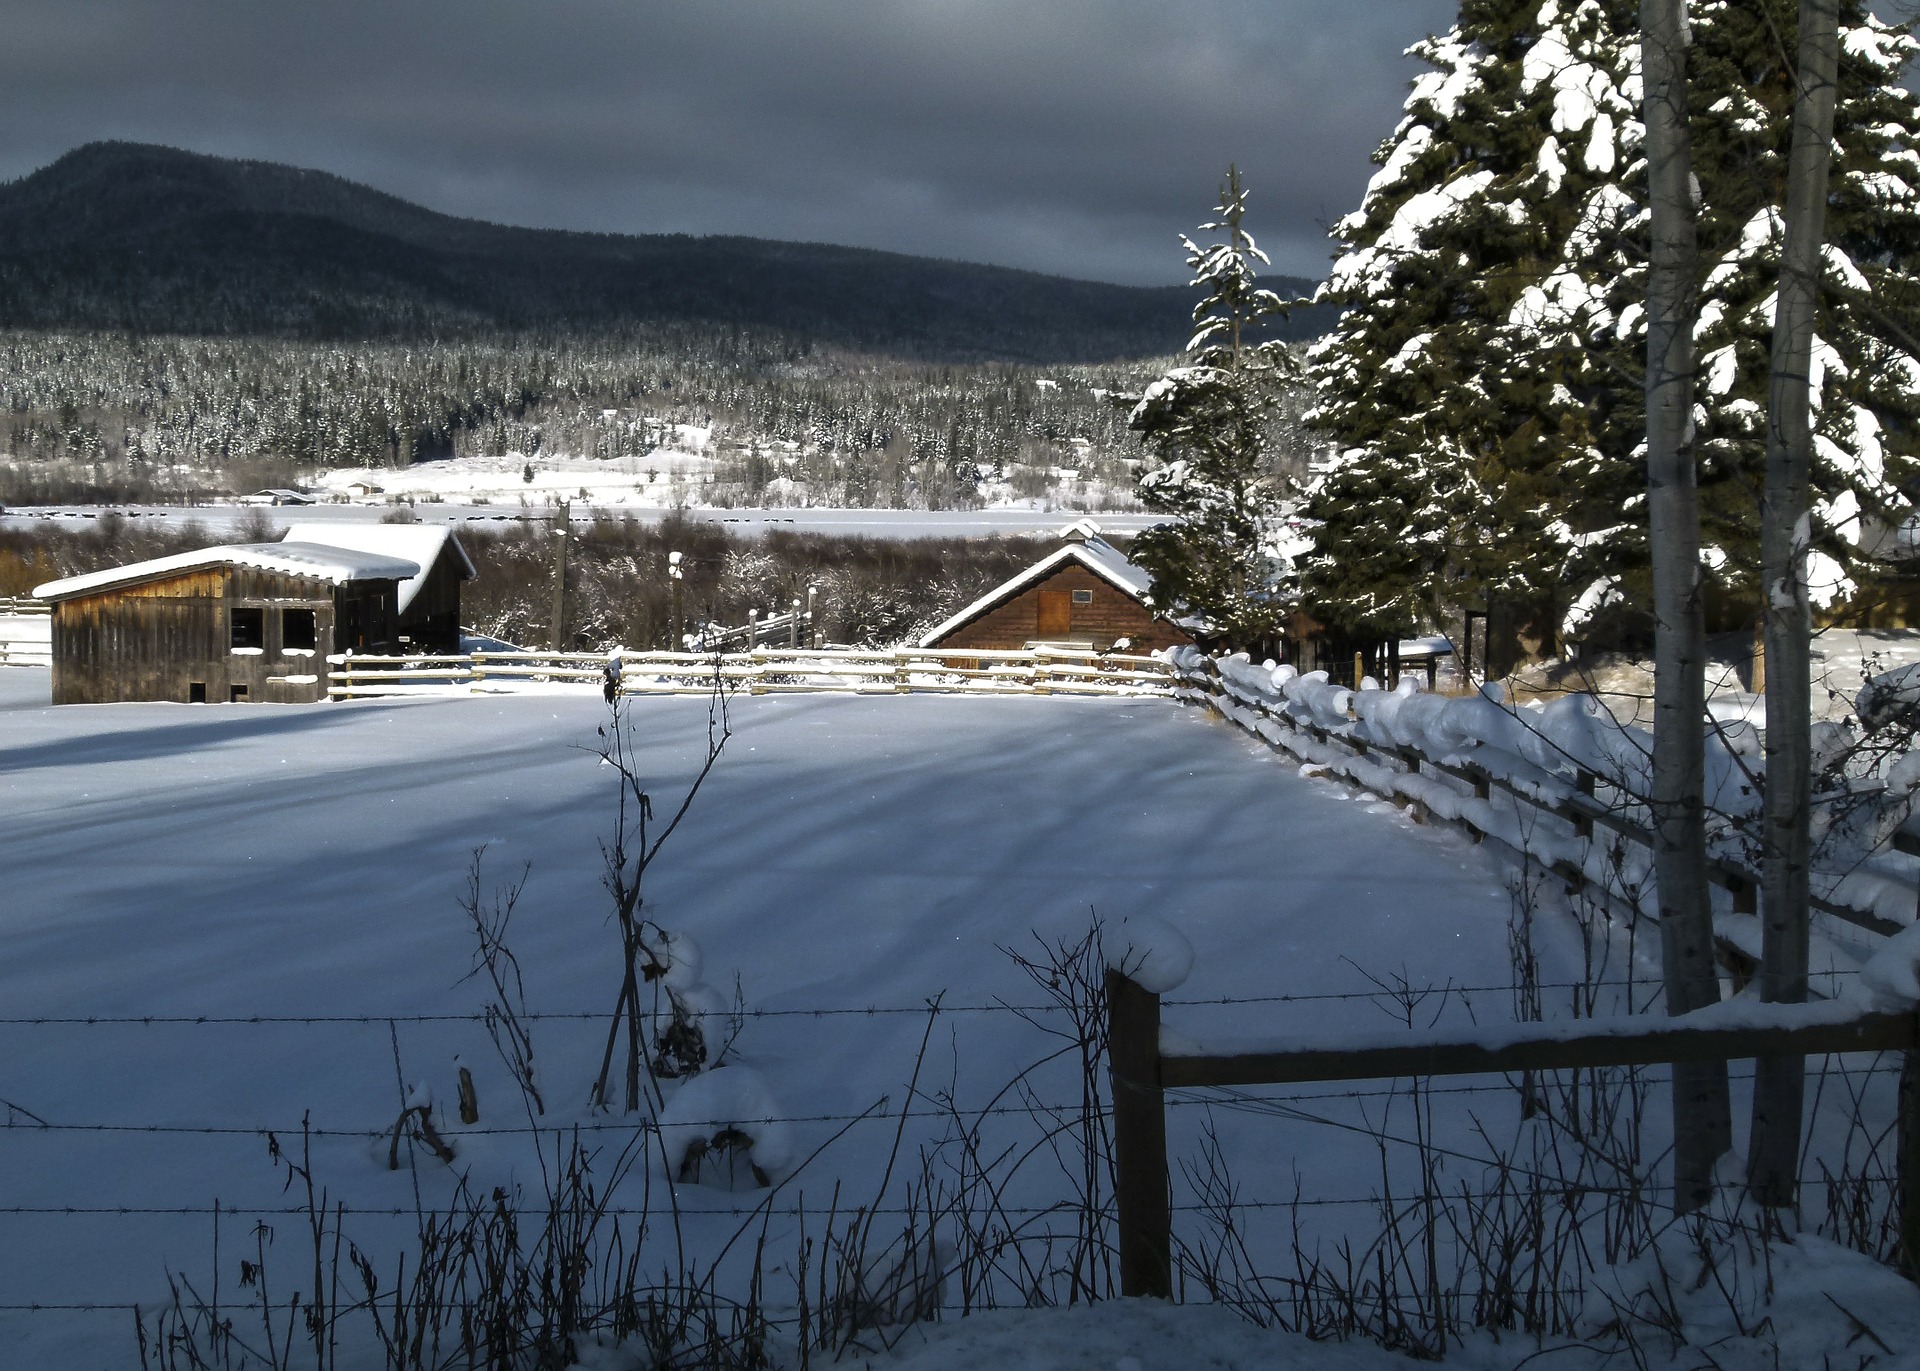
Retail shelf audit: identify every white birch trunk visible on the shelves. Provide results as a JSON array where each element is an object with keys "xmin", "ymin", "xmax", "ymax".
[
  {"xmin": 1748, "ymin": 0, "xmax": 1841, "ymax": 1209},
  {"xmin": 1642, "ymin": 0, "xmax": 1732, "ymax": 1214}
]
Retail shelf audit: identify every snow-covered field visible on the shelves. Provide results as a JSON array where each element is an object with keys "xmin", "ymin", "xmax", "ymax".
[{"xmin": 3, "ymin": 668, "xmax": 1917, "ymax": 1368}]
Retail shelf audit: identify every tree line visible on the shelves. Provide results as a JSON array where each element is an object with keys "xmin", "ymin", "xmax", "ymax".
[{"xmin": 0, "ymin": 325, "xmax": 1322, "ymax": 512}]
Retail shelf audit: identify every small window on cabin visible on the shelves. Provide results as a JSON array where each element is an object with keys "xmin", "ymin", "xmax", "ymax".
[
  {"xmin": 188, "ymin": 681, "xmax": 207, "ymax": 704},
  {"xmin": 1071, "ymin": 589, "xmax": 1094, "ymax": 605},
  {"xmin": 281, "ymin": 607, "xmax": 317, "ymax": 652},
  {"xmin": 231, "ymin": 607, "xmax": 265, "ymax": 651}
]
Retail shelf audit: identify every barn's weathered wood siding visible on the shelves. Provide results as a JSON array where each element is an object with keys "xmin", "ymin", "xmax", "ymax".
[
  {"xmin": 51, "ymin": 567, "xmax": 402, "ymax": 705},
  {"xmin": 931, "ymin": 564, "xmax": 1193, "ymax": 654},
  {"xmin": 398, "ymin": 554, "xmax": 464, "ymax": 653}
]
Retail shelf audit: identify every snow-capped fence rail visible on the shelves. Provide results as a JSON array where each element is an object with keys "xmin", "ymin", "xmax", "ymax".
[
  {"xmin": 325, "ymin": 646, "xmax": 1175, "ymax": 699},
  {"xmin": 691, "ymin": 602, "xmax": 814, "ymax": 651},
  {"xmin": 1105, "ymin": 962, "xmax": 1920, "ymax": 1300},
  {"xmin": 0, "ymin": 599, "xmax": 52, "ymax": 668},
  {"xmin": 1162, "ymin": 648, "xmax": 1920, "ymax": 955}
]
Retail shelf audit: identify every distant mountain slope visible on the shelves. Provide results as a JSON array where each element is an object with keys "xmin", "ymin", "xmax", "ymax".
[{"xmin": 0, "ymin": 143, "xmax": 1333, "ymax": 362}]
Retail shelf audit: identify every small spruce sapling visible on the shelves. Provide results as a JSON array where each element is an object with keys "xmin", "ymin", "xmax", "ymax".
[{"xmin": 1123, "ymin": 165, "xmax": 1297, "ymax": 647}]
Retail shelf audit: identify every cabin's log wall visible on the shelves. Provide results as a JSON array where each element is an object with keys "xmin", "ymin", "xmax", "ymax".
[
  {"xmin": 934, "ymin": 564, "xmax": 1192, "ymax": 653},
  {"xmin": 51, "ymin": 568, "xmax": 402, "ymax": 704}
]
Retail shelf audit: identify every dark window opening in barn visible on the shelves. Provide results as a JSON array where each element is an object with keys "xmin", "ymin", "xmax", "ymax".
[
  {"xmin": 230, "ymin": 684, "xmax": 249, "ymax": 703},
  {"xmin": 189, "ymin": 681, "xmax": 207, "ymax": 703},
  {"xmin": 231, "ymin": 607, "xmax": 265, "ymax": 650},
  {"xmin": 1071, "ymin": 589, "xmax": 1094, "ymax": 605},
  {"xmin": 282, "ymin": 607, "xmax": 317, "ymax": 652}
]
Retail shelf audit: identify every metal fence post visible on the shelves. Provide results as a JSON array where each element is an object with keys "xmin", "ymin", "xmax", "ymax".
[{"xmin": 1107, "ymin": 967, "xmax": 1170, "ymax": 1298}]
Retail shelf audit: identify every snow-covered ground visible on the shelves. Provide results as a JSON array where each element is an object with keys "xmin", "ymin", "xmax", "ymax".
[
  {"xmin": 312, "ymin": 435, "xmax": 723, "ymax": 508},
  {"xmin": 0, "ymin": 502, "xmax": 1169, "ymax": 542},
  {"xmin": 2, "ymin": 668, "xmax": 1915, "ymax": 1368}
]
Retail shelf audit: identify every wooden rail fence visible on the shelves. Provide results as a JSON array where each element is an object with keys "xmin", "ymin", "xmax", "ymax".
[
  {"xmin": 325, "ymin": 646, "xmax": 1175, "ymax": 699},
  {"xmin": 1167, "ymin": 656, "xmax": 1919, "ymax": 954},
  {"xmin": 1105, "ymin": 966, "xmax": 1920, "ymax": 1298},
  {"xmin": 0, "ymin": 597, "xmax": 52, "ymax": 667}
]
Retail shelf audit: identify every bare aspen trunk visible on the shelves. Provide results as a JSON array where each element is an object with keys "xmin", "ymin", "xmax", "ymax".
[
  {"xmin": 1749, "ymin": 0, "xmax": 1841, "ymax": 1209},
  {"xmin": 1642, "ymin": 0, "xmax": 1731, "ymax": 1213}
]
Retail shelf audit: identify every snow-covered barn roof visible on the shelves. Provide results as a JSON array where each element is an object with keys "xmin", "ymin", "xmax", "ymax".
[
  {"xmin": 280, "ymin": 523, "xmax": 476, "ymax": 614},
  {"xmin": 34, "ymin": 542, "xmax": 421, "ymax": 602},
  {"xmin": 917, "ymin": 522, "xmax": 1161, "ymax": 648}
]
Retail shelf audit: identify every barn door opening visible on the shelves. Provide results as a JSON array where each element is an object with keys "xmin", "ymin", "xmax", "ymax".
[{"xmin": 1037, "ymin": 588, "xmax": 1072, "ymax": 638}]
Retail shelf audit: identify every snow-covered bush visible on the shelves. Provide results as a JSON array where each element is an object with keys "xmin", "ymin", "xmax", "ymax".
[{"xmin": 654, "ymin": 1066, "xmax": 792, "ymax": 1189}]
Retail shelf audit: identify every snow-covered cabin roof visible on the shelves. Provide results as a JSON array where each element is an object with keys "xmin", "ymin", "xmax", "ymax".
[
  {"xmin": 917, "ymin": 523, "xmax": 1160, "ymax": 648},
  {"xmin": 280, "ymin": 523, "xmax": 476, "ymax": 614},
  {"xmin": 34, "ymin": 542, "xmax": 420, "ymax": 602}
]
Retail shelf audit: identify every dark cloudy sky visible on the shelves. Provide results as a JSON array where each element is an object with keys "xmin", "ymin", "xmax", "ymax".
[{"xmin": 0, "ymin": 1, "xmax": 1458, "ymax": 285}]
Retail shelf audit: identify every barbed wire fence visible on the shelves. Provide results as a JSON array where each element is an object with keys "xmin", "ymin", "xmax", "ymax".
[{"xmin": 2, "ymin": 975, "xmax": 1905, "ymax": 1368}]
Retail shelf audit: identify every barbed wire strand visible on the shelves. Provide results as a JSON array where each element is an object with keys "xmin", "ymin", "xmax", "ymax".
[{"xmin": 0, "ymin": 977, "xmax": 1795, "ymax": 1027}]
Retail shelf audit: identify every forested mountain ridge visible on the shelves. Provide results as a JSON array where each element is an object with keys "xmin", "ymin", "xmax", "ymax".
[{"xmin": 0, "ymin": 143, "xmax": 1329, "ymax": 361}]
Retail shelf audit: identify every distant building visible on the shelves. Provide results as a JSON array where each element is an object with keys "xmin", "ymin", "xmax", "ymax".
[
  {"xmin": 919, "ymin": 521, "xmax": 1195, "ymax": 654},
  {"xmin": 241, "ymin": 488, "xmax": 316, "ymax": 506},
  {"xmin": 280, "ymin": 523, "xmax": 475, "ymax": 653},
  {"xmin": 34, "ymin": 542, "xmax": 419, "ymax": 705}
]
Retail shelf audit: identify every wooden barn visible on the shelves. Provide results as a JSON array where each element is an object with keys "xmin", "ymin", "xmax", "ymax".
[
  {"xmin": 919, "ymin": 522, "xmax": 1196, "ymax": 654},
  {"xmin": 34, "ymin": 541, "xmax": 420, "ymax": 705},
  {"xmin": 281, "ymin": 522, "xmax": 475, "ymax": 653}
]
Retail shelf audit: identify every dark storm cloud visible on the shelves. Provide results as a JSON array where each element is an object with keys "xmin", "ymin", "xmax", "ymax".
[{"xmin": 0, "ymin": 0, "xmax": 1457, "ymax": 284}]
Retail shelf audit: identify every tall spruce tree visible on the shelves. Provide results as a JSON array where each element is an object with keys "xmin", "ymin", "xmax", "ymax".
[
  {"xmin": 1300, "ymin": 0, "xmax": 1920, "ymax": 648},
  {"xmin": 1299, "ymin": 1, "xmax": 1638, "ymax": 644},
  {"xmin": 1125, "ymin": 168, "xmax": 1295, "ymax": 645}
]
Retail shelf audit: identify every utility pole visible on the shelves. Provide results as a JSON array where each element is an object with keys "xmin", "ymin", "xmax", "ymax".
[
  {"xmin": 668, "ymin": 550, "xmax": 684, "ymax": 650},
  {"xmin": 550, "ymin": 501, "xmax": 569, "ymax": 651},
  {"xmin": 1642, "ymin": 0, "xmax": 1730, "ymax": 1213},
  {"xmin": 1750, "ymin": 0, "xmax": 1842, "ymax": 1209}
]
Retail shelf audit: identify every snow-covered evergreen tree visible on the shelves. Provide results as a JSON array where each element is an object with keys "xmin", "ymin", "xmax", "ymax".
[
  {"xmin": 1300, "ymin": 0, "xmax": 1920, "ymax": 647},
  {"xmin": 1126, "ymin": 168, "xmax": 1296, "ymax": 645}
]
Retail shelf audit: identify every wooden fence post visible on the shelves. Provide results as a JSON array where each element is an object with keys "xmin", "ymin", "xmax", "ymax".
[
  {"xmin": 550, "ymin": 502, "xmax": 569, "ymax": 651},
  {"xmin": 1469, "ymin": 767, "xmax": 1491, "ymax": 844},
  {"xmin": 1107, "ymin": 967, "xmax": 1171, "ymax": 1298}
]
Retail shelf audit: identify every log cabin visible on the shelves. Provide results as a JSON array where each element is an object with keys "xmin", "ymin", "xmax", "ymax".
[
  {"xmin": 34, "ymin": 541, "xmax": 419, "ymax": 705},
  {"xmin": 919, "ymin": 521, "xmax": 1196, "ymax": 655}
]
